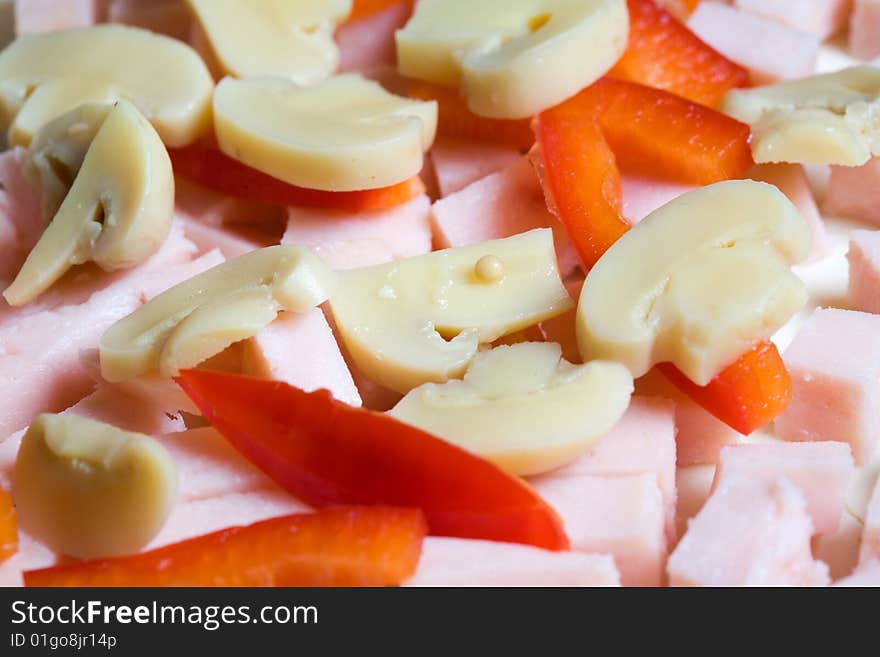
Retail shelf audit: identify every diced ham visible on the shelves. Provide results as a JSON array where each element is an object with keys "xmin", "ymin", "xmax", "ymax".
[
  {"xmin": 282, "ymin": 195, "xmax": 432, "ymax": 270},
  {"xmin": 430, "ymin": 158, "xmax": 580, "ymax": 277},
  {"xmin": 713, "ymin": 442, "xmax": 854, "ymax": 535},
  {"xmin": 175, "ymin": 178, "xmax": 286, "ymax": 232},
  {"xmin": 674, "ymin": 464, "xmax": 716, "ymax": 545},
  {"xmin": 65, "ymin": 383, "xmax": 186, "ymax": 436},
  {"xmin": 406, "ymin": 537, "xmax": 620, "ymax": 587},
  {"xmin": 668, "ymin": 475, "xmax": 830, "ymax": 586},
  {"xmin": 0, "ymin": 147, "xmax": 41, "ymax": 283},
  {"xmin": 105, "ymin": 0, "xmax": 191, "ymax": 41},
  {"xmin": 538, "ymin": 279, "xmax": 582, "ymax": 364},
  {"xmin": 824, "ymin": 158, "xmax": 880, "ymax": 226},
  {"xmin": 833, "ymin": 560, "xmax": 880, "ymax": 586},
  {"xmin": 544, "ymin": 397, "xmax": 678, "ymax": 541},
  {"xmin": 850, "ymin": 0, "xmax": 880, "ymax": 59},
  {"xmin": 241, "ymin": 308, "xmax": 361, "ymax": 407},
  {"xmin": 688, "ymin": 2, "xmax": 820, "ymax": 84},
  {"xmin": 775, "ymin": 308, "xmax": 880, "ymax": 464},
  {"xmin": 748, "ymin": 163, "xmax": 830, "ymax": 262},
  {"xmin": 531, "ymin": 473, "xmax": 667, "ymax": 586},
  {"xmin": 813, "ymin": 513, "xmax": 865, "ymax": 580},
  {"xmin": 179, "ymin": 214, "xmax": 266, "ymax": 259},
  {"xmin": 848, "ymin": 230, "xmax": 880, "ymax": 314},
  {"xmin": 733, "ymin": 0, "xmax": 852, "ymax": 39},
  {"xmin": 14, "ymin": 0, "xmax": 98, "ymax": 34},
  {"xmin": 337, "ymin": 1, "xmax": 412, "ymax": 75},
  {"xmin": 429, "ymin": 139, "xmax": 521, "ymax": 198},
  {"xmin": 620, "ymin": 174, "xmax": 696, "ymax": 225},
  {"xmin": 861, "ymin": 478, "xmax": 880, "ymax": 563}
]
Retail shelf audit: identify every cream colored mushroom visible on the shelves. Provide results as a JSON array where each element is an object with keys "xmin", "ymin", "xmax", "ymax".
[
  {"xmin": 187, "ymin": 0, "xmax": 351, "ymax": 83},
  {"xmin": 3, "ymin": 101, "xmax": 174, "ymax": 307},
  {"xmin": 327, "ymin": 229, "xmax": 573, "ymax": 394},
  {"xmin": 389, "ymin": 342, "xmax": 633, "ymax": 475},
  {"xmin": 213, "ymin": 74, "xmax": 437, "ymax": 192},
  {"xmin": 577, "ymin": 180, "xmax": 811, "ymax": 386},
  {"xmin": 13, "ymin": 413, "xmax": 177, "ymax": 560},
  {"xmin": 100, "ymin": 245, "xmax": 337, "ymax": 381},
  {"xmin": 722, "ymin": 66, "xmax": 880, "ymax": 166},
  {"xmin": 0, "ymin": 24, "xmax": 214, "ymax": 147},
  {"xmin": 396, "ymin": 0, "xmax": 629, "ymax": 119}
]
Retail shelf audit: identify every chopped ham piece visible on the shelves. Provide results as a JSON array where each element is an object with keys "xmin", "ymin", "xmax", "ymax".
[
  {"xmin": 178, "ymin": 215, "xmax": 267, "ymax": 259},
  {"xmin": 813, "ymin": 510, "xmax": 865, "ymax": 580},
  {"xmin": 429, "ymin": 139, "xmax": 521, "ymax": 198},
  {"xmin": 14, "ymin": 0, "xmax": 98, "ymax": 34},
  {"xmin": 105, "ymin": 0, "xmax": 191, "ymax": 41},
  {"xmin": 748, "ymin": 164, "xmax": 830, "ymax": 262},
  {"xmin": 337, "ymin": 1, "xmax": 412, "ymax": 75},
  {"xmin": 733, "ymin": 0, "xmax": 852, "ymax": 39},
  {"xmin": 713, "ymin": 442, "xmax": 854, "ymax": 534},
  {"xmin": 848, "ymin": 230, "xmax": 880, "ymax": 314},
  {"xmin": 833, "ymin": 560, "xmax": 880, "ymax": 586},
  {"xmin": 668, "ymin": 476, "xmax": 830, "ymax": 586},
  {"xmin": 65, "ymin": 383, "xmax": 186, "ymax": 436},
  {"xmin": 531, "ymin": 473, "xmax": 667, "ymax": 586},
  {"xmin": 620, "ymin": 175, "xmax": 696, "ymax": 225},
  {"xmin": 406, "ymin": 537, "xmax": 620, "ymax": 587},
  {"xmin": 175, "ymin": 178, "xmax": 286, "ymax": 232},
  {"xmin": 861, "ymin": 478, "xmax": 880, "ymax": 563},
  {"xmin": 674, "ymin": 464, "xmax": 716, "ymax": 544},
  {"xmin": 430, "ymin": 158, "xmax": 580, "ymax": 277},
  {"xmin": 0, "ymin": 148, "xmax": 41, "ymax": 283},
  {"xmin": 241, "ymin": 308, "xmax": 361, "ymax": 407},
  {"xmin": 824, "ymin": 158, "xmax": 880, "ymax": 226},
  {"xmin": 776, "ymin": 308, "xmax": 880, "ymax": 464},
  {"xmin": 283, "ymin": 195, "xmax": 432, "ymax": 270},
  {"xmin": 688, "ymin": 2, "xmax": 820, "ymax": 84},
  {"xmin": 850, "ymin": 0, "xmax": 880, "ymax": 59},
  {"xmin": 544, "ymin": 397, "xmax": 678, "ymax": 541},
  {"xmin": 0, "ymin": 530, "xmax": 56, "ymax": 587}
]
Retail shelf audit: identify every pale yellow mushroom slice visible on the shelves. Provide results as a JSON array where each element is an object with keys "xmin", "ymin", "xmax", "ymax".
[
  {"xmin": 13, "ymin": 413, "xmax": 177, "ymax": 560},
  {"xmin": 396, "ymin": 0, "xmax": 629, "ymax": 119},
  {"xmin": 100, "ymin": 245, "xmax": 337, "ymax": 382},
  {"xmin": 577, "ymin": 180, "xmax": 811, "ymax": 387},
  {"xmin": 213, "ymin": 74, "xmax": 437, "ymax": 192},
  {"xmin": 0, "ymin": 24, "xmax": 214, "ymax": 147},
  {"xmin": 3, "ymin": 101, "xmax": 174, "ymax": 307},
  {"xmin": 722, "ymin": 66, "xmax": 880, "ymax": 166},
  {"xmin": 389, "ymin": 342, "xmax": 633, "ymax": 476},
  {"xmin": 327, "ymin": 228, "xmax": 573, "ymax": 394},
  {"xmin": 187, "ymin": 0, "xmax": 351, "ymax": 83}
]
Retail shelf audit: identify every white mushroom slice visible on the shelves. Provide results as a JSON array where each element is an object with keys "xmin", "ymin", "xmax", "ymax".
[
  {"xmin": 389, "ymin": 342, "xmax": 633, "ymax": 476},
  {"xmin": 187, "ymin": 0, "xmax": 351, "ymax": 83},
  {"xmin": 327, "ymin": 228, "xmax": 573, "ymax": 394},
  {"xmin": 395, "ymin": 0, "xmax": 629, "ymax": 119},
  {"xmin": 3, "ymin": 101, "xmax": 174, "ymax": 307},
  {"xmin": 0, "ymin": 24, "xmax": 213, "ymax": 146},
  {"xmin": 213, "ymin": 75, "xmax": 437, "ymax": 192},
  {"xmin": 13, "ymin": 413, "xmax": 177, "ymax": 560},
  {"xmin": 100, "ymin": 245, "xmax": 337, "ymax": 381},
  {"xmin": 722, "ymin": 66, "xmax": 880, "ymax": 166},
  {"xmin": 578, "ymin": 180, "xmax": 811, "ymax": 386}
]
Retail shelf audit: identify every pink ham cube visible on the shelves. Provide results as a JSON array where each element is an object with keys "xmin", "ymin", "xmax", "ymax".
[
  {"xmin": 531, "ymin": 473, "xmax": 667, "ymax": 586},
  {"xmin": 748, "ymin": 164, "xmax": 830, "ymax": 262},
  {"xmin": 733, "ymin": 0, "xmax": 852, "ymax": 39},
  {"xmin": 813, "ymin": 512, "xmax": 865, "ymax": 580},
  {"xmin": 674, "ymin": 464, "xmax": 716, "ymax": 545},
  {"xmin": 105, "ymin": 0, "xmax": 191, "ymax": 41},
  {"xmin": 688, "ymin": 2, "xmax": 820, "ymax": 84},
  {"xmin": 668, "ymin": 476, "xmax": 830, "ymax": 586},
  {"xmin": 179, "ymin": 214, "xmax": 267, "ymax": 259},
  {"xmin": 824, "ymin": 158, "xmax": 880, "ymax": 226},
  {"xmin": 0, "ymin": 147, "xmax": 41, "ymax": 283},
  {"xmin": 337, "ymin": 1, "xmax": 412, "ymax": 76},
  {"xmin": 775, "ymin": 308, "xmax": 880, "ymax": 464},
  {"xmin": 430, "ymin": 139, "xmax": 521, "ymax": 198},
  {"xmin": 713, "ymin": 442, "xmax": 854, "ymax": 535},
  {"xmin": 241, "ymin": 308, "xmax": 361, "ymax": 407},
  {"xmin": 850, "ymin": 0, "xmax": 880, "ymax": 59},
  {"xmin": 848, "ymin": 230, "xmax": 880, "ymax": 314},
  {"xmin": 620, "ymin": 175, "xmax": 696, "ymax": 225},
  {"xmin": 407, "ymin": 538, "xmax": 620, "ymax": 587},
  {"xmin": 283, "ymin": 195, "xmax": 432, "ymax": 270},
  {"xmin": 546, "ymin": 397, "xmax": 678, "ymax": 541},
  {"xmin": 431, "ymin": 158, "xmax": 579, "ymax": 277},
  {"xmin": 861, "ymin": 478, "xmax": 880, "ymax": 563},
  {"xmin": 14, "ymin": 0, "xmax": 98, "ymax": 34},
  {"xmin": 65, "ymin": 383, "xmax": 186, "ymax": 437},
  {"xmin": 833, "ymin": 560, "xmax": 880, "ymax": 586}
]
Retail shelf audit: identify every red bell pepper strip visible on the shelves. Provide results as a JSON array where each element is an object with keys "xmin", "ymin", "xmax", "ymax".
[
  {"xmin": 610, "ymin": 0, "xmax": 750, "ymax": 108},
  {"xmin": 177, "ymin": 370, "xmax": 569, "ymax": 551},
  {"xmin": 658, "ymin": 0, "xmax": 701, "ymax": 20},
  {"xmin": 349, "ymin": 0, "xmax": 413, "ymax": 21},
  {"xmin": 0, "ymin": 487, "xmax": 17, "ymax": 564},
  {"xmin": 24, "ymin": 507, "xmax": 427, "ymax": 587},
  {"xmin": 658, "ymin": 341, "xmax": 792, "ymax": 435},
  {"xmin": 169, "ymin": 143, "xmax": 426, "ymax": 213},
  {"xmin": 409, "ymin": 80, "xmax": 534, "ymax": 151}
]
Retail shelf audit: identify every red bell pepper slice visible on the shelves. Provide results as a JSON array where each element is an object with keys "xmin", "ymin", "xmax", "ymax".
[
  {"xmin": 169, "ymin": 143, "xmax": 426, "ymax": 213},
  {"xmin": 409, "ymin": 80, "xmax": 534, "ymax": 151},
  {"xmin": 24, "ymin": 507, "xmax": 427, "ymax": 587},
  {"xmin": 658, "ymin": 341, "xmax": 792, "ymax": 435},
  {"xmin": 0, "ymin": 487, "xmax": 17, "ymax": 564},
  {"xmin": 610, "ymin": 0, "xmax": 750, "ymax": 108},
  {"xmin": 177, "ymin": 370, "xmax": 569, "ymax": 551},
  {"xmin": 658, "ymin": 0, "xmax": 701, "ymax": 20},
  {"xmin": 349, "ymin": 0, "xmax": 412, "ymax": 21}
]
